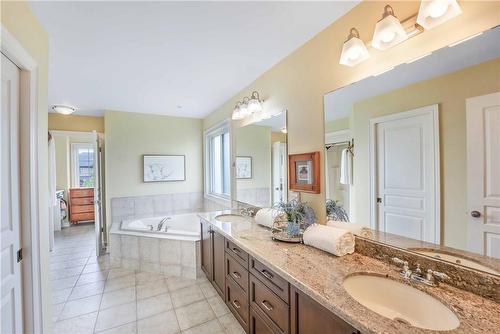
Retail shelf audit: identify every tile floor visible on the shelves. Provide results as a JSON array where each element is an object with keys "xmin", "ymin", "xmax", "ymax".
[{"xmin": 51, "ymin": 223, "xmax": 244, "ymax": 334}]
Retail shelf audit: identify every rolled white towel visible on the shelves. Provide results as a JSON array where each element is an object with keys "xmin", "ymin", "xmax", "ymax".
[
  {"xmin": 327, "ymin": 220, "xmax": 373, "ymax": 239},
  {"xmin": 255, "ymin": 208, "xmax": 279, "ymax": 228},
  {"xmin": 303, "ymin": 224, "xmax": 355, "ymax": 256}
]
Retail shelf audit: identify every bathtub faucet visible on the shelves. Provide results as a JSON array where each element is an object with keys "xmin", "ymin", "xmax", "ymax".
[{"xmin": 157, "ymin": 217, "xmax": 171, "ymax": 231}]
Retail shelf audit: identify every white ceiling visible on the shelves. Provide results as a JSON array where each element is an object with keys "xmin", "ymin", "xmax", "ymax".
[
  {"xmin": 324, "ymin": 26, "xmax": 500, "ymax": 122},
  {"xmin": 29, "ymin": 1, "xmax": 359, "ymax": 118}
]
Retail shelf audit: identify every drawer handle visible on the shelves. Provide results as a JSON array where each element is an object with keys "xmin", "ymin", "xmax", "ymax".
[
  {"xmin": 261, "ymin": 300, "xmax": 274, "ymax": 311},
  {"xmin": 231, "ymin": 271, "xmax": 242, "ymax": 279},
  {"xmin": 232, "ymin": 247, "xmax": 241, "ymax": 254},
  {"xmin": 232, "ymin": 299, "xmax": 241, "ymax": 309},
  {"xmin": 261, "ymin": 269, "xmax": 273, "ymax": 280}
]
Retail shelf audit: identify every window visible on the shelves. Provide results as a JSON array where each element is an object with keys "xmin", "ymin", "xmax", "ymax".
[
  {"xmin": 71, "ymin": 143, "xmax": 95, "ymax": 188},
  {"xmin": 205, "ymin": 123, "xmax": 231, "ymax": 198}
]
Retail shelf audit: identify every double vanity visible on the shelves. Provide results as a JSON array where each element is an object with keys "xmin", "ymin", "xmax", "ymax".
[{"xmin": 198, "ymin": 211, "xmax": 499, "ymax": 334}]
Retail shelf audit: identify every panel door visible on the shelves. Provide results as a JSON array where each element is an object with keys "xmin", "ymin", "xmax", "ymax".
[
  {"xmin": 375, "ymin": 106, "xmax": 438, "ymax": 243},
  {"xmin": 200, "ymin": 220, "xmax": 213, "ymax": 280},
  {"xmin": 1, "ymin": 53, "xmax": 23, "ymax": 334},
  {"xmin": 466, "ymin": 92, "xmax": 500, "ymax": 258}
]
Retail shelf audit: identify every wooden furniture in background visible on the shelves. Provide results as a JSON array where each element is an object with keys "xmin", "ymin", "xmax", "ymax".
[{"xmin": 69, "ymin": 188, "xmax": 94, "ymax": 224}]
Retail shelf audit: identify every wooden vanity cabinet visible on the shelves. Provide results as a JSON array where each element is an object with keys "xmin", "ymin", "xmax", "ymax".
[
  {"xmin": 200, "ymin": 219, "xmax": 225, "ymax": 298},
  {"xmin": 290, "ymin": 286, "xmax": 360, "ymax": 334}
]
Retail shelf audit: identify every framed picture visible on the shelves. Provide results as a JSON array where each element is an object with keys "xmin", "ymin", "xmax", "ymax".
[
  {"xmin": 143, "ymin": 155, "xmax": 186, "ymax": 182},
  {"xmin": 236, "ymin": 156, "xmax": 252, "ymax": 179},
  {"xmin": 289, "ymin": 152, "xmax": 320, "ymax": 193}
]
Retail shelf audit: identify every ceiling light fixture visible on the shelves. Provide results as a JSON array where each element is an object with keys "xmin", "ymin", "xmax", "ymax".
[
  {"xmin": 339, "ymin": 28, "xmax": 370, "ymax": 67},
  {"xmin": 372, "ymin": 5, "xmax": 408, "ymax": 50},
  {"xmin": 416, "ymin": 0, "xmax": 462, "ymax": 30},
  {"xmin": 52, "ymin": 105, "xmax": 76, "ymax": 115}
]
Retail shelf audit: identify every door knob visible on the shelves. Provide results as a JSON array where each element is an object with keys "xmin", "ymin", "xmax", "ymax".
[{"xmin": 471, "ymin": 211, "xmax": 481, "ymax": 218}]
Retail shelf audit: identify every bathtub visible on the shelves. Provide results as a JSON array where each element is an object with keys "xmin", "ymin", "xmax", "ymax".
[
  {"xmin": 120, "ymin": 213, "xmax": 200, "ymax": 239},
  {"xmin": 109, "ymin": 212, "xmax": 202, "ymax": 279}
]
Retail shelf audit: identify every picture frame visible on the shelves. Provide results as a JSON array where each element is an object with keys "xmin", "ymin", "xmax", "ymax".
[
  {"xmin": 236, "ymin": 156, "xmax": 252, "ymax": 179},
  {"xmin": 288, "ymin": 152, "xmax": 320, "ymax": 193},
  {"xmin": 143, "ymin": 155, "xmax": 186, "ymax": 182}
]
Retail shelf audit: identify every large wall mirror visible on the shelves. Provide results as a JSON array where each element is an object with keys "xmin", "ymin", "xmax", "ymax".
[
  {"xmin": 234, "ymin": 110, "xmax": 288, "ymax": 208},
  {"xmin": 323, "ymin": 26, "xmax": 500, "ymax": 275}
]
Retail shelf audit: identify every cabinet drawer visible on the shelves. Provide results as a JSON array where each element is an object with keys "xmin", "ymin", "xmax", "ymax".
[
  {"xmin": 250, "ymin": 307, "xmax": 280, "ymax": 334},
  {"xmin": 226, "ymin": 252, "xmax": 249, "ymax": 293},
  {"xmin": 226, "ymin": 274, "xmax": 249, "ymax": 330},
  {"xmin": 71, "ymin": 212, "xmax": 94, "ymax": 222},
  {"xmin": 250, "ymin": 274, "xmax": 289, "ymax": 334},
  {"xmin": 71, "ymin": 205, "xmax": 94, "ymax": 214},
  {"xmin": 70, "ymin": 188, "xmax": 94, "ymax": 198},
  {"xmin": 225, "ymin": 239, "xmax": 249, "ymax": 268},
  {"xmin": 71, "ymin": 197, "xmax": 94, "ymax": 206},
  {"xmin": 250, "ymin": 257, "xmax": 289, "ymax": 303}
]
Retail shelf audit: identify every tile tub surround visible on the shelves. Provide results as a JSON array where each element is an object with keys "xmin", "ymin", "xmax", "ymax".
[
  {"xmin": 110, "ymin": 192, "xmax": 228, "ymax": 224},
  {"xmin": 109, "ymin": 232, "xmax": 201, "ymax": 279},
  {"xmin": 198, "ymin": 210, "xmax": 500, "ymax": 334},
  {"xmin": 354, "ymin": 236, "xmax": 500, "ymax": 302}
]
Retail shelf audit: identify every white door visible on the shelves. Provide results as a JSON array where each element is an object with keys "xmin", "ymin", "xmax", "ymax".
[
  {"xmin": 93, "ymin": 131, "xmax": 103, "ymax": 256},
  {"xmin": 272, "ymin": 142, "xmax": 287, "ymax": 204},
  {"xmin": 466, "ymin": 92, "xmax": 500, "ymax": 258},
  {"xmin": 1, "ymin": 54, "xmax": 23, "ymax": 333},
  {"xmin": 326, "ymin": 144, "xmax": 350, "ymax": 214},
  {"xmin": 373, "ymin": 105, "xmax": 439, "ymax": 243}
]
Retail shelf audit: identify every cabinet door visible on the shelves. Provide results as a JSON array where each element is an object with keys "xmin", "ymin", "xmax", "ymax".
[
  {"xmin": 290, "ymin": 286, "xmax": 359, "ymax": 334},
  {"xmin": 212, "ymin": 230, "xmax": 225, "ymax": 298},
  {"xmin": 200, "ymin": 220, "xmax": 213, "ymax": 280}
]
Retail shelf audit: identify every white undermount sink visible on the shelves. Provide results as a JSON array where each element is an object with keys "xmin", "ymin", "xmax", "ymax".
[
  {"xmin": 343, "ymin": 274, "xmax": 460, "ymax": 331},
  {"xmin": 214, "ymin": 214, "xmax": 252, "ymax": 224}
]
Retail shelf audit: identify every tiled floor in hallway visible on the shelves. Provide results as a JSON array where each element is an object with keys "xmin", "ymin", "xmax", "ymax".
[{"xmin": 51, "ymin": 223, "xmax": 244, "ymax": 334}]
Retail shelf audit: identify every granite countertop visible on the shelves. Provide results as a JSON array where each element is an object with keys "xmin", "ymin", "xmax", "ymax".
[{"xmin": 198, "ymin": 210, "xmax": 500, "ymax": 334}]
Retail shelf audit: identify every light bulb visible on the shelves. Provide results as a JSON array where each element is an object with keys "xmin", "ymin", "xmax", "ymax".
[
  {"xmin": 429, "ymin": 1, "xmax": 449, "ymax": 18},
  {"xmin": 381, "ymin": 30, "xmax": 396, "ymax": 43},
  {"xmin": 347, "ymin": 48, "xmax": 361, "ymax": 61}
]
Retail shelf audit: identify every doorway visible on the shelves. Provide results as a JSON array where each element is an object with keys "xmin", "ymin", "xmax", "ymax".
[
  {"xmin": 49, "ymin": 130, "xmax": 107, "ymax": 257},
  {"xmin": 370, "ymin": 105, "xmax": 440, "ymax": 243},
  {"xmin": 466, "ymin": 92, "xmax": 500, "ymax": 258}
]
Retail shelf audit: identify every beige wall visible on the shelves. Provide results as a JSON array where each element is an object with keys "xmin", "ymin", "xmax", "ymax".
[
  {"xmin": 352, "ymin": 58, "xmax": 500, "ymax": 250},
  {"xmin": 1, "ymin": 1, "xmax": 52, "ymax": 331},
  {"xmin": 104, "ymin": 110, "xmax": 204, "ymax": 227},
  {"xmin": 325, "ymin": 117, "xmax": 350, "ymax": 133},
  {"xmin": 203, "ymin": 1, "xmax": 500, "ymax": 223},
  {"xmin": 48, "ymin": 113, "xmax": 105, "ymax": 133},
  {"xmin": 235, "ymin": 125, "xmax": 272, "ymax": 190}
]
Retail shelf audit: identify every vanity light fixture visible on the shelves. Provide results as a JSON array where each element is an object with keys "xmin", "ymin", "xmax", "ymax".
[
  {"xmin": 52, "ymin": 104, "xmax": 76, "ymax": 115},
  {"xmin": 339, "ymin": 28, "xmax": 370, "ymax": 67},
  {"xmin": 247, "ymin": 91, "xmax": 263, "ymax": 114},
  {"xmin": 372, "ymin": 5, "xmax": 408, "ymax": 51},
  {"xmin": 232, "ymin": 102, "xmax": 244, "ymax": 120},
  {"xmin": 239, "ymin": 97, "xmax": 250, "ymax": 117},
  {"xmin": 416, "ymin": 0, "xmax": 462, "ymax": 30}
]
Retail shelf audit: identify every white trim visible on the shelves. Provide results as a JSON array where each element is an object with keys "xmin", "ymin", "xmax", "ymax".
[
  {"xmin": 325, "ymin": 129, "xmax": 351, "ymax": 145},
  {"xmin": 1, "ymin": 25, "xmax": 43, "ymax": 333},
  {"xmin": 369, "ymin": 105, "xmax": 441, "ymax": 243},
  {"xmin": 50, "ymin": 130, "xmax": 103, "ymax": 137}
]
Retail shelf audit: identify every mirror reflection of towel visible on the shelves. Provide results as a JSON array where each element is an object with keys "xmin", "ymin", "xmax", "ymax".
[{"xmin": 340, "ymin": 148, "xmax": 352, "ymax": 185}]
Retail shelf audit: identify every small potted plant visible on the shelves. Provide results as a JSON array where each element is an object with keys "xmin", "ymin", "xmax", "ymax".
[
  {"xmin": 272, "ymin": 199, "xmax": 317, "ymax": 242},
  {"xmin": 326, "ymin": 199, "xmax": 349, "ymax": 222}
]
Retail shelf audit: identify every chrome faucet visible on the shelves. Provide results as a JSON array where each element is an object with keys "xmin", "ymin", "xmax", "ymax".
[
  {"xmin": 157, "ymin": 217, "xmax": 171, "ymax": 231},
  {"xmin": 392, "ymin": 257, "xmax": 449, "ymax": 286}
]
